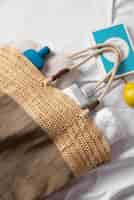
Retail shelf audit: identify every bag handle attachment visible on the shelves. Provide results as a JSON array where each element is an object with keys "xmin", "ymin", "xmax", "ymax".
[{"xmin": 46, "ymin": 44, "xmax": 121, "ymax": 110}]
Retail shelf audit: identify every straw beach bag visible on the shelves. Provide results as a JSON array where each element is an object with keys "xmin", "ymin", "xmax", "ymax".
[{"xmin": 0, "ymin": 47, "xmax": 111, "ymax": 199}]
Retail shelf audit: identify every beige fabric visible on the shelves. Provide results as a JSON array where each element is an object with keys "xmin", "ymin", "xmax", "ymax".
[{"xmin": 0, "ymin": 47, "xmax": 111, "ymax": 176}]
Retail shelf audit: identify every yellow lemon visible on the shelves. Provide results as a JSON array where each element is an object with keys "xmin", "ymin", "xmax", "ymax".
[{"xmin": 123, "ymin": 82, "xmax": 134, "ymax": 107}]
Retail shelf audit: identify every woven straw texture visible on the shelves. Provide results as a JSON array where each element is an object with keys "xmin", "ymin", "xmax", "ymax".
[{"xmin": 0, "ymin": 47, "xmax": 111, "ymax": 176}]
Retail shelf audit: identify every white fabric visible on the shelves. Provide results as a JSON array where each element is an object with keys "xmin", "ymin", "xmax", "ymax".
[
  {"xmin": 94, "ymin": 108, "xmax": 125, "ymax": 145},
  {"xmin": 0, "ymin": 0, "xmax": 112, "ymax": 50},
  {"xmin": 0, "ymin": 0, "xmax": 134, "ymax": 199}
]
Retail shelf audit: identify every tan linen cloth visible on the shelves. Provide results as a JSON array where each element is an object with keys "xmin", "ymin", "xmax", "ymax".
[{"xmin": 0, "ymin": 47, "xmax": 111, "ymax": 199}]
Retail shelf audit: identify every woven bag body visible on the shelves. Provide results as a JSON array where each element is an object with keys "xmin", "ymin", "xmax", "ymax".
[{"xmin": 0, "ymin": 48, "xmax": 111, "ymax": 199}]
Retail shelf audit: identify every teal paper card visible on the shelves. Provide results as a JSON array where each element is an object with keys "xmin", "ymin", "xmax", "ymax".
[{"xmin": 92, "ymin": 24, "xmax": 134, "ymax": 76}]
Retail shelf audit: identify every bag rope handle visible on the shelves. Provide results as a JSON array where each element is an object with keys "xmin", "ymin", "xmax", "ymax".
[{"xmin": 46, "ymin": 44, "xmax": 121, "ymax": 103}]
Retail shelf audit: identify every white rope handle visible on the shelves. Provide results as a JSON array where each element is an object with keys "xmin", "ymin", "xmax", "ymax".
[
  {"xmin": 68, "ymin": 44, "xmax": 122, "ymax": 100},
  {"xmin": 46, "ymin": 44, "xmax": 122, "ymax": 102},
  {"xmin": 95, "ymin": 45, "xmax": 121, "ymax": 100}
]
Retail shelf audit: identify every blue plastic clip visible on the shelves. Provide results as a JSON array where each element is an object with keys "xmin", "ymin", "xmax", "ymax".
[{"xmin": 23, "ymin": 46, "xmax": 50, "ymax": 70}]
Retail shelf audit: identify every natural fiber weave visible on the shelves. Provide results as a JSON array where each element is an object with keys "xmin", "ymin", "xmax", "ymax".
[{"xmin": 0, "ymin": 47, "xmax": 111, "ymax": 176}]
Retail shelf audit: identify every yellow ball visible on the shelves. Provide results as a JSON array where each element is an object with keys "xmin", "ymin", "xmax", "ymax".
[{"xmin": 123, "ymin": 82, "xmax": 134, "ymax": 107}]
